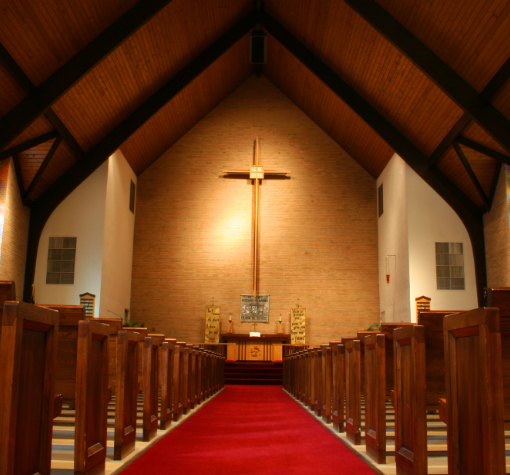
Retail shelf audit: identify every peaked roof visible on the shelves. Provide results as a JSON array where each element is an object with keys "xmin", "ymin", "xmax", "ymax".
[{"xmin": 1, "ymin": 0, "xmax": 508, "ymax": 300}]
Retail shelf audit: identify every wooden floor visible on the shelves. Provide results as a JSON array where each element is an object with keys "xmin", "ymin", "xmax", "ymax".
[
  {"xmin": 50, "ymin": 390, "xmax": 223, "ymax": 474},
  {"xmin": 284, "ymin": 390, "xmax": 510, "ymax": 475}
]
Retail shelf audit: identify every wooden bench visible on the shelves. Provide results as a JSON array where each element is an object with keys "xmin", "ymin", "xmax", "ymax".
[
  {"xmin": 343, "ymin": 338, "xmax": 361, "ymax": 445},
  {"xmin": 37, "ymin": 304, "xmax": 85, "ymax": 408},
  {"xmin": 0, "ymin": 302, "xmax": 59, "ymax": 475},
  {"xmin": 172, "ymin": 343, "xmax": 185, "ymax": 421},
  {"xmin": 143, "ymin": 335, "xmax": 162, "ymax": 441},
  {"xmin": 160, "ymin": 339, "xmax": 176, "ymax": 430},
  {"xmin": 442, "ymin": 307, "xmax": 506, "ymax": 475},
  {"xmin": 74, "ymin": 320, "xmax": 110, "ymax": 475},
  {"xmin": 329, "ymin": 341, "xmax": 345, "ymax": 433},
  {"xmin": 321, "ymin": 343, "xmax": 332, "ymax": 423},
  {"xmin": 363, "ymin": 333, "xmax": 386, "ymax": 464},
  {"xmin": 393, "ymin": 325, "xmax": 427, "ymax": 475},
  {"xmin": 114, "ymin": 330, "xmax": 140, "ymax": 460}
]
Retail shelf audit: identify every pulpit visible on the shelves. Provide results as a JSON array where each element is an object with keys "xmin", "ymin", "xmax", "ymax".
[{"xmin": 220, "ymin": 334, "xmax": 290, "ymax": 362}]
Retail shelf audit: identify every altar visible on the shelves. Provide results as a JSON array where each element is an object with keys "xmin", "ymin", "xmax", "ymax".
[{"xmin": 221, "ymin": 333, "xmax": 290, "ymax": 362}]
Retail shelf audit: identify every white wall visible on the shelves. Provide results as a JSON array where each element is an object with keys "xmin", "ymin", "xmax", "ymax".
[
  {"xmin": 377, "ymin": 154, "xmax": 411, "ymax": 322},
  {"xmin": 100, "ymin": 150, "xmax": 137, "ymax": 320},
  {"xmin": 406, "ymin": 166, "xmax": 478, "ymax": 315},
  {"xmin": 34, "ymin": 162, "xmax": 108, "ymax": 315}
]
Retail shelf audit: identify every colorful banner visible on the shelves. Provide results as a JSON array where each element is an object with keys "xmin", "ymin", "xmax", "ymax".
[
  {"xmin": 205, "ymin": 306, "xmax": 221, "ymax": 343},
  {"xmin": 240, "ymin": 295, "xmax": 270, "ymax": 322},
  {"xmin": 291, "ymin": 308, "xmax": 306, "ymax": 345}
]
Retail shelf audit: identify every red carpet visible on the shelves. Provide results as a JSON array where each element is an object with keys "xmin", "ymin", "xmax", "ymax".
[{"xmin": 120, "ymin": 386, "xmax": 377, "ymax": 475}]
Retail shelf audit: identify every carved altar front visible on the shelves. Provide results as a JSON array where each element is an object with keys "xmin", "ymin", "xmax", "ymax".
[{"xmin": 220, "ymin": 333, "xmax": 290, "ymax": 362}]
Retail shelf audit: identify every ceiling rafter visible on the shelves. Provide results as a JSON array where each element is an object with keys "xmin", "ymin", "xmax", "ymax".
[
  {"xmin": 0, "ymin": 131, "xmax": 59, "ymax": 161},
  {"xmin": 0, "ymin": 42, "xmax": 84, "ymax": 158},
  {"xmin": 23, "ymin": 136, "xmax": 63, "ymax": 205},
  {"xmin": 343, "ymin": 0, "xmax": 510, "ymax": 155},
  {"xmin": 428, "ymin": 54, "xmax": 510, "ymax": 168},
  {"xmin": 456, "ymin": 136, "xmax": 510, "ymax": 165},
  {"xmin": 23, "ymin": 9, "xmax": 260, "ymax": 302},
  {"xmin": 488, "ymin": 162, "xmax": 502, "ymax": 207},
  {"xmin": 259, "ymin": 10, "xmax": 486, "ymax": 306},
  {"xmin": 452, "ymin": 141, "xmax": 489, "ymax": 209},
  {"xmin": 0, "ymin": 0, "xmax": 175, "ymax": 152},
  {"xmin": 11, "ymin": 154, "xmax": 25, "ymax": 202}
]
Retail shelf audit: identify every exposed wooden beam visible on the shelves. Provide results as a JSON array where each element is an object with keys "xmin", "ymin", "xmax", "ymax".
[
  {"xmin": 0, "ymin": 43, "xmax": 35, "ymax": 93},
  {"xmin": 23, "ymin": 137, "xmax": 62, "ymax": 205},
  {"xmin": 480, "ymin": 55, "xmax": 510, "ymax": 103},
  {"xmin": 488, "ymin": 161, "xmax": 502, "ymax": 210},
  {"xmin": 456, "ymin": 136, "xmax": 510, "ymax": 165},
  {"xmin": 0, "ymin": 0, "xmax": 174, "ymax": 152},
  {"xmin": 43, "ymin": 110, "xmax": 84, "ymax": 158},
  {"xmin": 0, "ymin": 131, "xmax": 59, "ymax": 160},
  {"xmin": 452, "ymin": 141, "xmax": 489, "ymax": 209},
  {"xmin": 428, "ymin": 114, "xmax": 471, "ymax": 167},
  {"xmin": 343, "ymin": 0, "xmax": 510, "ymax": 154},
  {"xmin": 23, "ymin": 10, "xmax": 259, "ymax": 302},
  {"xmin": 261, "ymin": 11, "xmax": 486, "ymax": 305},
  {"xmin": 11, "ymin": 154, "xmax": 25, "ymax": 202}
]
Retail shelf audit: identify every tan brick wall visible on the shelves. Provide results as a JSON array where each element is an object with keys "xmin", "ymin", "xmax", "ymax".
[
  {"xmin": 0, "ymin": 159, "xmax": 30, "ymax": 300},
  {"xmin": 131, "ymin": 76, "xmax": 380, "ymax": 345},
  {"xmin": 484, "ymin": 165, "xmax": 510, "ymax": 287}
]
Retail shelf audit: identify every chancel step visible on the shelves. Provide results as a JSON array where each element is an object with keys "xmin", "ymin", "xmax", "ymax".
[{"xmin": 225, "ymin": 362, "xmax": 283, "ymax": 385}]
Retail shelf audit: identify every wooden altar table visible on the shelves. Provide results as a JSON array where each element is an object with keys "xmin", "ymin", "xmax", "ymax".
[{"xmin": 220, "ymin": 334, "xmax": 290, "ymax": 362}]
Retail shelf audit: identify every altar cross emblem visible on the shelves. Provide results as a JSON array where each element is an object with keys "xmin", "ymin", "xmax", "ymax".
[{"xmin": 224, "ymin": 137, "xmax": 290, "ymax": 297}]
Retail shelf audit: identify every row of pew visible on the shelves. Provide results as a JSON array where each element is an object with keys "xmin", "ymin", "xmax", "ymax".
[
  {"xmin": 283, "ymin": 287, "xmax": 510, "ymax": 475},
  {"xmin": 0, "ymin": 283, "xmax": 225, "ymax": 475}
]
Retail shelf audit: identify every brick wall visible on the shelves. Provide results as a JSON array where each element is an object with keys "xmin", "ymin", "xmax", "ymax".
[
  {"xmin": 0, "ymin": 158, "xmax": 30, "ymax": 300},
  {"xmin": 130, "ymin": 76, "xmax": 380, "ymax": 345},
  {"xmin": 484, "ymin": 165, "xmax": 510, "ymax": 287}
]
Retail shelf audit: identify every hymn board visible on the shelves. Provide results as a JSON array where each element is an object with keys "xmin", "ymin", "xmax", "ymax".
[{"xmin": 223, "ymin": 138, "xmax": 290, "ymax": 322}]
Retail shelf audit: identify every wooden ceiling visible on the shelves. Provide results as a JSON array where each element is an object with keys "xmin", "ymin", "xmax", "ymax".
[{"xmin": 1, "ymin": 0, "xmax": 510, "ymax": 231}]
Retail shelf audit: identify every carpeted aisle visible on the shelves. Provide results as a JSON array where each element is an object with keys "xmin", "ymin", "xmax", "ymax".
[{"xmin": 119, "ymin": 386, "xmax": 377, "ymax": 475}]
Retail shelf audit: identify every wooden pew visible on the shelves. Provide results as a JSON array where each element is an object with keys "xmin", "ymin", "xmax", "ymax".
[
  {"xmin": 123, "ymin": 326, "xmax": 148, "ymax": 386},
  {"xmin": 417, "ymin": 310, "xmax": 462, "ymax": 412},
  {"xmin": 393, "ymin": 325, "xmax": 427, "ymax": 475},
  {"xmin": 307, "ymin": 347, "xmax": 315, "ymax": 409},
  {"xmin": 329, "ymin": 341, "xmax": 345, "ymax": 433},
  {"xmin": 195, "ymin": 347, "xmax": 203, "ymax": 405},
  {"xmin": 487, "ymin": 287, "xmax": 510, "ymax": 426},
  {"xmin": 74, "ymin": 320, "xmax": 110, "ymax": 475},
  {"xmin": 143, "ymin": 335, "xmax": 162, "ymax": 441},
  {"xmin": 321, "ymin": 343, "xmax": 332, "ymax": 423},
  {"xmin": 160, "ymin": 339, "xmax": 176, "ymax": 430},
  {"xmin": 114, "ymin": 330, "xmax": 140, "ymax": 460},
  {"xmin": 37, "ymin": 304, "xmax": 85, "ymax": 408},
  {"xmin": 172, "ymin": 342, "xmax": 184, "ymax": 421},
  {"xmin": 186, "ymin": 344, "xmax": 196, "ymax": 410},
  {"xmin": 363, "ymin": 333, "xmax": 386, "ymax": 464},
  {"xmin": 313, "ymin": 347, "xmax": 323, "ymax": 416},
  {"xmin": 86, "ymin": 317, "xmax": 123, "ymax": 395},
  {"xmin": 344, "ymin": 338, "xmax": 362, "ymax": 445},
  {"xmin": 442, "ymin": 307, "xmax": 506, "ymax": 475},
  {"xmin": 0, "ymin": 281, "xmax": 15, "ymax": 342},
  {"xmin": 0, "ymin": 302, "xmax": 59, "ymax": 475},
  {"xmin": 180, "ymin": 343, "xmax": 190, "ymax": 413}
]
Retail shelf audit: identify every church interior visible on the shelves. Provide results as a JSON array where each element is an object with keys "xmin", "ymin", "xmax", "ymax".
[{"xmin": 1, "ymin": 0, "xmax": 510, "ymax": 474}]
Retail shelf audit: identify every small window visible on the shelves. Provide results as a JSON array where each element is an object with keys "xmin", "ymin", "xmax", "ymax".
[
  {"xmin": 378, "ymin": 183, "xmax": 383, "ymax": 217},
  {"xmin": 129, "ymin": 180, "xmax": 136, "ymax": 213},
  {"xmin": 46, "ymin": 237, "xmax": 76, "ymax": 284},
  {"xmin": 436, "ymin": 242, "xmax": 465, "ymax": 290}
]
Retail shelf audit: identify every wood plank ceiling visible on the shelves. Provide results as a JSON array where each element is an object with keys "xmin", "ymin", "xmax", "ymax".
[{"xmin": 1, "ymin": 0, "xmax": 510, "ymax": 300}]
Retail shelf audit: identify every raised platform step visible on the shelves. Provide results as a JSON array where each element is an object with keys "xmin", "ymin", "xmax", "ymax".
[{"xmin": 225, "ymin": 362, "xmax": 283, "ymax": 385}]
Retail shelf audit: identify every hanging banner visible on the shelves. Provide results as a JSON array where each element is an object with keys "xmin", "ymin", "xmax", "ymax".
[
  {"xmin": 291, "ymin": 308, "xmax": 306, "ymax": 345},
  {"xmin": 205, "ymin": 306, "xmax": 221, "ymax": 343},
  {"xmin": 240, "ymin": 294, "xmax": 270, "ymax": 322}
]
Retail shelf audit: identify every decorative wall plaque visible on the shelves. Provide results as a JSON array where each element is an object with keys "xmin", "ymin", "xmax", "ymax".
[{"xmin": 240, "ymin": 294, "xmax": 270, "ymax": 322}]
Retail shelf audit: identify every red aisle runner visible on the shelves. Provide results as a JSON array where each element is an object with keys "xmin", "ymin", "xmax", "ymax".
[{"xmin": 120, "ymin": 386, "xmax": 377, "ymax": 475}]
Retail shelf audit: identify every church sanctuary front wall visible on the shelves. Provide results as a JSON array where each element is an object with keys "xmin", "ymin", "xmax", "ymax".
[
  {"xmin": 33, "ymin": 161, "xmax": 108, "ymax": 316},
  {"xmin": 484, "ymin": 164, "xmax": 510, "ymax": 287},
  {"xmin": 130, "ymin": 75, "xmax": 380, "ymax": 344},
  {"xmin": 0, "ymin": 158, "xmax": 30, "ymax": 300},
  {"xmin": 100, "ymin": 150, "xmax": 137, "ymax": 322}
]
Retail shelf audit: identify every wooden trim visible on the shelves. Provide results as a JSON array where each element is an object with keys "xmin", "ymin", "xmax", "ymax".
[
  {"xmin": 0, "ymin": 131, "xmax": 59, "ymax": 161},
  {"xmin": 0, "ymin": 0, "xmax": 176, "ymax": 152},
  {"xmin": 24, "ymin": 137, "xmax": 62, "ymax": 204},
  {"xmin": 456, "ymin": 136, "xmax": 510, "ymax": 165},
  {"xmin": 427, "ymin": 114, "xmax": 471, "ymax": 167},
  {"xmin": 343, "ymin": 0, "xmax": 510, "ymax": 154},
  {"xmin": 43, "ymin": 110, "xmax": 84, "ymax": 159},
  {"xmin": 453, "ymin": 141, "xmax": 489, "ymax": 208}
]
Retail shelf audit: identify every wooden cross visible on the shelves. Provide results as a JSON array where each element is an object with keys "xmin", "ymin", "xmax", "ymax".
[
  {"xmin": 252, "ymin": 322, "xmax": 258, "ymax": 332},
  {"xmin": 224, "ymin": 137, "xmax": 290, "ymax": 297}
]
